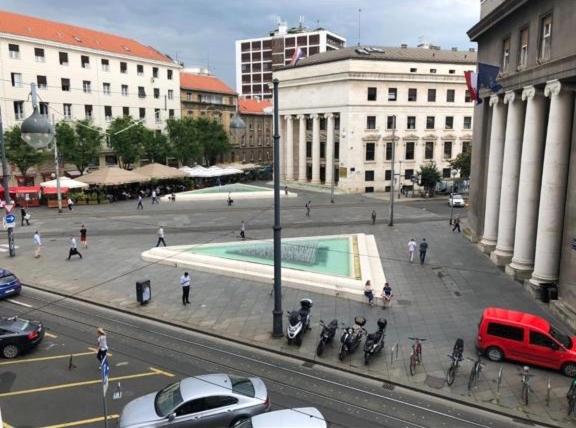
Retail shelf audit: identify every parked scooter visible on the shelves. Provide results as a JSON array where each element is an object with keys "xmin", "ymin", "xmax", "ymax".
[
  {"xmin": 316, "ymin": 319, "xmax": 338, "ymax": 357},
  {"xmin": 286, "ymin": 298, "xmax": 313, "ymax": 346},
  {"xmin": 363, "ymin": 318, "xmax": 387, "ymax": 365},
  {"xmin": 339, "ymin": 316, "xmax": 367, "ymax": 361}
]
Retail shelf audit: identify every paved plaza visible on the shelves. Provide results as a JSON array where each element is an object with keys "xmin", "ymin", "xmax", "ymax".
[{"xmin": 1, "ymin": 184, "xmax": 574, "ymax": 427}]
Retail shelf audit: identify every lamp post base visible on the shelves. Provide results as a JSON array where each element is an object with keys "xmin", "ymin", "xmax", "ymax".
[{"xmin": 272, "ymin": 309, "xmax": 284, "ymax": 338}]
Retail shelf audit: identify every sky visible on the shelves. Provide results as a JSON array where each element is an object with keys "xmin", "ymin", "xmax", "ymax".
[{"xmin": 2, "ymin": 0, "xmax": 480, "ymax": 88}]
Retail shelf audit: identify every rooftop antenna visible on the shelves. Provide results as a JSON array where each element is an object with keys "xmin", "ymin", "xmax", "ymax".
[
  {"xmin": 299, "ymin": 16, "xmax": 304, "ymax": 30},
  {"xmin": 357, "ymin": 8, "xmax": 362, "ymax": 47}
]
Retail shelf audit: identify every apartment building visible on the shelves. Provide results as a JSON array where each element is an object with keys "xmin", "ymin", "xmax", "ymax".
[{"xmin": 229, "ymin": 98, "xmax": 273, "ymax": 164}]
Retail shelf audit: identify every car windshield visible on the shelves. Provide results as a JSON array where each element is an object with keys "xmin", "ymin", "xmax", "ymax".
[
  {"xmin": 0, "ymin": 318, "xmax": 32, "ymax": 331},
  {"xmin": 154, "ymin": 381, "xmax": 183, "ymax": 417},
  {"xmin": 229, "ymin": 375, "xmax": 255, "ymax": 398},
  {"xmin": 550, "ymin": 327, "xmax": 572, "ymax": 349},
  {"xmin": 0, "ymin": 274, "xmax": 16, "ymax": 285}
]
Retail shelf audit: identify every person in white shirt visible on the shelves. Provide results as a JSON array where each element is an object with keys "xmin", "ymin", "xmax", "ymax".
[
  {"xmin": 67, "ymin": 197, "xmax": 74, "ymax": 211},
  {"xmin": 67, "ymin": 236, "xmax": 82, "ymax": 260},
  {"xmin": 180, "ymin": 272, "xmax": 191, "ymax": 305},
  {"xmin": 33, "ymin": 231, "xmax": 42, "ymax": 258},
  {"xmin": 96, "ymin": 327, "xmax": 108, "ymax": 365},
  {"xmin": 151, "ymin": 190, "xmax": 157, "ymax": 204},
  {"xmin": 156, "ymin": 227, "xmax": 166, "ymax": 247},
  {"xmin": 408, "ymin": 238, "xmax": 417, "ymax": 263}
]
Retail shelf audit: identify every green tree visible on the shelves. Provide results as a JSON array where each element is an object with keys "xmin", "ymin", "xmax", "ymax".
[
  {"xmin": 141, "ymin": 128, "xmax": 169, "ymax": 164},
  {"xmin": 418, "ymin": 162, "xmax": 442, "ymax": 192},
  {"xmin": 56, "ymin": 121, "xmax": 102, "ymax": 175},
  {"xmin": 449, "ymin": 150, "xmax": 471, "ymax": 179},
  {"xmin": 4, "ymin": 126, "xmax": 45, "ymax": 177},
  {"xmin": 197, "ymin": 117, "xmax": 231, "ymax": 165},
  {"xmin": 108, "ymin": 117, "xmax": 143, "ymax": 168},
  {"xmin": 166, "ymin": 117, "xmax": 202, "ymax": 166}
]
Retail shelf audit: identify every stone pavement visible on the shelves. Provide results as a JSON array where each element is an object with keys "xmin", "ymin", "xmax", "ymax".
[{"xmin": 1, "ymin": 185, "xmax": 573, "ymax": 427}]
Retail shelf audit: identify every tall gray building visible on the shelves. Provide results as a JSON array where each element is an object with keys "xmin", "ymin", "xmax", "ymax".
[{"xmin": 467, "ymin": 0, "xmax": 576, "ymax": 327}]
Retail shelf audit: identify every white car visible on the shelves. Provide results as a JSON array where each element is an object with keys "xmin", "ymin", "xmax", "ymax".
[
  {"xmin": 234, "ymin": 408, "xmax": 327, "ymax": 428},
  {"xmin": 448, "ymin": 194, "xmax": 465, "ymax": 207}
]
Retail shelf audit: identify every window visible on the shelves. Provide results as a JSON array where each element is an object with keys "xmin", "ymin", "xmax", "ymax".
[
  {"xmin": 519, "ymin": 27, "xmax": 529, "ymax": 68},
  {"xmin": 85, "ymin": 105, "xmax": 93, "ymax": 120},
  {"xmin": 11, "ymin": 73, "xmax": 22, "ymax": 88},
  {"xmin": 407, "ymin": 116, "xmax": 416, "ymax": 130},
  {"xmin": 81, "ymin": 55, "xmax": 90, "ymax": 68},
  {"xmin": 487, "ymin": 323, "xmax": 524, "ymax": 341},
  {"xmin": 120, "ymin": 62, "xmax": 127, "ymax": 73},
  {"xmin": 37, "ymin": 75, "xmax": 47, "ymax": 89},
  {"xmin": 427, "ymin": 89, "xmax": 436, "ymax": 102},
  {"xmin": 426, "ymin": 116, "xmax": 435, "ymax": 129},
  {"xmin": 104, "ymin": 106, "xmax": 112, "ymax": 121},
  {"xmin": 463, "ymin": 116, "xmax": 472, "ymax": 129},
  {"xmin": 365, "ymin": 143, "xmax": 375, "ymax": 161},
  {"xmin": 443, "ymin": 168, "xmax": 451, "ymax": 178},
  {"xmin": 152, "ymin": 67, "xmax": 159, "ymax": 78},
  {"xmin": 388, "ymin": 88, "xmax": 397, "ymax": 101},
  {"xmin": 367, "ymin": 87, "xmax": 377, "ymax": 101},
  {"xmin": 408, "ymin": 88, "xmax": 417, "ymax": 102},
  {"xmin": 405, "ymin": 142, "xmax": 415, "ymax": 160},
  {"xmin": 387, "ymin": 116, "xmax": 396, "ymax": 129},
  {"xmin": 122, "ymin": 107, "xmax": 130, "ymax": 117},
  {"xmin": 83, "ymin": 80, "xmax": 91, "ymax": 93},
  {"xmin": 169, "ymin": 109, "xmax": 175, "ymax": 118},
  {"xmin": 365, "ymin": 170, "xmax": 375, "ymax": 181},
  {"xmin": 465, "ymin": 90, "xmax": 472, "ymax": 103},
  {"xmin": 101, "ymin": 58, "xmax": 109, "ymax": 71},
  {"xmin": 540, "ymin": 15, "xmax": 552, "ymax": 61},
  {"xmin": 502, "ymin": 37, "xmax": 510, "ymax": 72},
  {"xmin": 385, "ymin": 170, "xmax": 392, "ymax": 180},
  {"xmin": 167, "ymin": 69, "xmax": 173, "ymax": 80},
  {"xmin": 154, "ymin": 88, "xmax": 160, "ymax": 99},
  {"xmin": 430, "ymin": 68, "xmax": 437, "ymax": 74},
  {"xmin": 155, "ymin": 108, "xmax": 161, "ymax": 123},
  {"xmin": 139, "ymin": 108, "xmax": 146, "ymax": 119},
  {"xmin": 410, "ymin": 67, "xmax": 417, "ymax": 73},
  {"xmin": 168, "ymin": 89, "xmax": 174, "ymax": 100},
  {"xmin": 39, "ymin": 102, "xmax": 49, "ymax": 116},
  {"xmin": 121, "ymin": 85, "xmax": 128, "ymax": 96},
  {"xmin": 405, "ymin": 169, "xmax": 414, "ymax": 180},
  {"xmin": 9, "ymin": 44, "xmax": 20, "ymax": 59},
  {"xmin": 59, "ymin": 52, "xmax": 68, "ymax": 65},
  {"xmin": 137, "ymin": 64, "xmax": 144, "ymax": 76},
  {"xmin": 529, "ymin": 331, "xmax": 559, "ymax": 350},
  {"xmin": 63, "ymin": 104, "xmax": 72, "ymax": 119},
  {"xmin": 175, "ymin": 396, "xmax": 239, "ymax": 416},
  {"xmin": 445, "ymin": 116, "xmax": 454, "ymax": 129},
  {"xmin": 446, "ymin": 89, "xmax": 455, "ymax": 102},
  {"xmin": 306, "ymin": 142, "xmax": 312, "ymax": 157},
  {"xmin": 103, "ymin": 83, "xmax": 111, "ymax": 95},
  {"xmin": 138, "ymin": 87, "xmax": 146, "ymax": 98},
  {"xmin": 449, "ymin": 69, "xmax": 456, "ymax": 74},
  {"xmin": 366, "ymin": 116, "xmax": 376, "ymax": 130},
  {"xmin": 425, "ymin": 142, "xmax": 434, "ymax": 159},
  {"xmin": 444, "ymin": 141, "xmax": 453, "ymax": 159},
  {"xmin": 365, "ymin": 186, "xmax": 374, "ymax": 193},
  {"xmin": 462, "ymin": 141, "xmax": 471, "ymax": 153},
  {"xmin": 61, "ymin": 78, "xmax": 70, "ymax": 91},
  {"xmin": 35, "ymin": 48, "xmax": 45, "ymax": 62},
  {"xmin": 385, "ymin": 143, "xmax": 393, "ymax": 160},
  {"xmin": 13, "ymin": 101, "xmax": 24, "ymax": 120}
]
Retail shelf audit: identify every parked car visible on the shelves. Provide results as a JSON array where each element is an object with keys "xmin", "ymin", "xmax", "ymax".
[
  {"xmin": 0, "ymin": 316, "xmax": 44, "ymax": 358},
  {"xmin": 119, "ymin": 374, "xmax": 270, "ymax": 427},
  {"xmin": 448, "ymin": 193, "xmax": 465, "ymax": 207},
  {"xmin": 234, "ymin": 407, "xmax": 327, "ymax": 428},
  {"xmin": 476, "ymin": 307, "xmax": 576, "ymax": 376},
  {"xmin": 0, "ymin": 269, "xmax": 21, "ymax": 299}
]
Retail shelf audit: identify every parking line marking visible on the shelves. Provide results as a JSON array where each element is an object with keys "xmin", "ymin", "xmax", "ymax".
[
  {"xmin": 42, "ymin": 415, "xmax": 119, "ymax": 428},
  {"xmin": 87, "ymin": 347, "xmax": 113, "ymax": 356},
  {"xmin": 45, "ymin": 332, "xmax": 58, "ymax": 338},
  {"xmin": 0, "ymin": 368, "xmax": 173, "ymax": 397},
  {"xmin": 0, "ymin": 351, "xmax": 96, "ymax": 366},
  {"xmin": 5, "ymin": 299, "xmax": 32, "ymax": 308},
  {"xmin": 150, "ymin": 367, "xmax": 175, "ymax": 377}
]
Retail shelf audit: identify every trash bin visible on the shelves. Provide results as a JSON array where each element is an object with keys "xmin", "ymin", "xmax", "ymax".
[
  {"xmin": 136, "ymin": 280, "xmax": 151, "ymax": 305},
  {"xmin": 540, "ymin": 283, "xmax": 558, "ymax": 303}
]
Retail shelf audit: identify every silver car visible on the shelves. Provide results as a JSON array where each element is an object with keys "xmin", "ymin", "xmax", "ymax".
[
  {"xmin": 119, "ymin": 374, "xmax": 270, "ymax": 428},
  {"xmin": 234, "ymin": 408, "xmax": 327, "ymax": 428}
]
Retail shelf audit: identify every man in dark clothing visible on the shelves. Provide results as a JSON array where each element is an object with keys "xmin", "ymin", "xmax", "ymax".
[
  {"xmin": 371, "ymin": 210, "xmax": 377, "ymax": 225},
  {"xmin": 419, "ymin": 238, "xmax": 428, "ymax": 265},
  {"xmin": 21, "ymin": 208, "xmax": 30, "ymax": 226},
  {"xmin": 180, "ymin": 272, "xmax": 191, "ymax": 305},
  {"xmin": 452, "ymin": 216, "xmax": 461, "ymax": 232},
  {"xmin": 67, "ymin": 237, "xmax": 83, "ymax": 260}
]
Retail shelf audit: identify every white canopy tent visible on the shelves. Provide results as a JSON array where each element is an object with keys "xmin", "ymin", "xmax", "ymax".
[
  {"xmin": 40, "ymin": 177, "xmax": 89, "ymax": 189},
  {"xmin": 180, "ymin": 166, "xmax": 243, "ymax": 178}
]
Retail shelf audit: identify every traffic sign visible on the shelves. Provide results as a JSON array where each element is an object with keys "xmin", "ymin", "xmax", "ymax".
[
  {"xmin": 101, "ymin": 355, "xmax": 110, "ymax": 395},
  {"xmin": 3, "ymin": 204, "xmax": 13, "ymax": 213},
  {"xmin": 5, "ymin": 214, "xmax": 15, "ymax": 229}
]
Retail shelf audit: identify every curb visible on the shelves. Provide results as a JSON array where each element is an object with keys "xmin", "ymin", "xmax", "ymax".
[{"xmin": 22, "ymin": 282, "xmax": 565, "ymax": 427}]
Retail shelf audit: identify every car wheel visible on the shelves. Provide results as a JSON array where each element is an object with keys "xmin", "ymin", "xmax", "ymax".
[
  {"xmin": 485, "ymin": 346, "xmax": 504, "ymax": 362},
  {"xmin": 2, "ymin": 344, "xmax": 20, "ymax": 359},
  {"xmin": 562, "ymin": 363, "xmax": 576, "ymax": 377},
  {"xmin": 230, "ymin": 416, "xmax": 250, "ymax": 427}
]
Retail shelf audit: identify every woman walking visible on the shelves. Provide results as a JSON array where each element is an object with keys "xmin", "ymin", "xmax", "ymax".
[
  {"xmin": 364, "ymin": 280, "xmax": 375, "ymax": 306},
  {"xmin": 96, "ymin": 327, "xmax": 108, "ymax": 367}
]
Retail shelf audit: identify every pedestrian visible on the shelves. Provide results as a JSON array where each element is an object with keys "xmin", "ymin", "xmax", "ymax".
[
  {"xmin": 284, "ymin": 186, "xmax": 288, "ymax": 196},
  {"xmin": 227, "ymin": 193, "xmax": 234, "ymax": 206},
  {"xmin": 408, "ymin": 238, "xmax": 417, "ymax": 263},
  {"xmin": 452, "ymin": 216, "xmax": 461, "ymax": 233},
  {"xmin": 67, "ymin": 197, "xmax": 74, "ymax": 211},
  {"xmin": 240, "ymin": 221, "xmax": 246, "ymax": 240},
  {"xmin": 382, "ymin": 283, "xmax": 393, "ymax": 308},
  {"xmin": 180, "ymin": 272, "xmax": 191, "ymax": 305},
  {"xmin": 67, "ymin": 236, "xmax": 83, "ymax": 260},
  {"xmin": 80, "ymin": 224, "xmax": 88, "ymax": 248},
  {"xmin": 21, "ymin": 208, "xmax": 30, "ymax": 226},
  {"xmin": 171, "ymin": 192, "xmax": 176, "ymax": 202},
  {"xmin": 137, "ymin": 195, "xmax": 144, "ymax": 210},
  {"xmin": 419, "ymin": 238, "xmax": 428, "ymax": 265},
  {"xmin": 364, "ymin": 280, "xmax": 375, "ymax": 306},
  {"xmin": 151, "ymin": 190, "xmax": 157, "ymax": 205},
  {"xmin": 156, "ymin": 226, "xmax": 166, "ymax": 247},
  {"xmin": 96, "ymin": 327, "xmax": 108, "ymax": 366},
  {"xmin": 305, "ymin": 201, "xmax": 311, "ymax": 217},
  {"xmin": 33, "ymin": 230, "xmax": 42, "ymax": 258},
  {"xmin": 371, "ymin": 210, "xmax": 377, "ymax": 225}
]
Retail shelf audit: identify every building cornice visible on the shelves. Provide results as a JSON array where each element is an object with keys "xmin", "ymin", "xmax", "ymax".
[{"xmin": 467, "ymin": 0, "xmax": 529, "ymax": 41}]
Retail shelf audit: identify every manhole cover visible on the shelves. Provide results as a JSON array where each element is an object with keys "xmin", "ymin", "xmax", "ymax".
[
  {"xmin": 302, "ymin": 361, "xmax": 315, "ymax": 368},
  {"xmin": 425, "ymin": 375, "xmax": 446, "ymax": 389},
  {"xmin": 397, "ymin": 299, "xmax": 412, "ymax": 306}
]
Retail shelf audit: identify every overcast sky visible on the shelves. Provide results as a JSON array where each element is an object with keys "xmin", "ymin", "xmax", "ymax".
[{"xmin": 3, "ymin": 0, "xmax": 479, "ymax": 87}]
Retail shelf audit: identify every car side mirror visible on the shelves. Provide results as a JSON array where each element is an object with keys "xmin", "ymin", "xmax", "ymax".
[{"xmin": 168, "ymin": 413, "xmax": 176, "ymax": 422}]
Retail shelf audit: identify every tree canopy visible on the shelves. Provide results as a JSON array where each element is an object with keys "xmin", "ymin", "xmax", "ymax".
[
  {"xmin": 107, "ymin": 117, "xmax": 144, "ymax": 168},
  {"xmin": 449, "ymin": 150, "xmax": 471, "ymax": 179},
  {"xmin": 4, "ymin": 126, "xmax": 46, "ymax": 177},
  {"xmin": 418, "ymin": 162, "xmax": 442, "ymax": 192},
  {"xmin": 56, "ymin": 120, "xmax": 102, "ymax": 174},
  {"xmin": 141, "ymin": 128, "xmax": 169, "ymax": 164}
]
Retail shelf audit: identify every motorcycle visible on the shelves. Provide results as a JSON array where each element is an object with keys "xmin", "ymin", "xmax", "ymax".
[
  {"xmin": 286, "ymin": 298, "xmax": 313, "ymax": 346},
  {"xmin": 363, "ymin": 318, "xmax": 387, "ymax": 365},
  {"xmin": 316, "ymin": 319, "xmax": 338, "ymax": 357},
  {"xmin": 339, "ymin": 316, "xmax": 367, "ymax": 361}
]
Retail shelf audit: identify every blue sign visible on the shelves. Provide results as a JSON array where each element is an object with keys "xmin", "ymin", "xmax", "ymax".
[
  {"xmin": 5, "ymin": 214, "xmax": 15, "ymax": 224},
  {"xmin": 101, "ymin": 355, "xmax": 110, "ymax": 394}
]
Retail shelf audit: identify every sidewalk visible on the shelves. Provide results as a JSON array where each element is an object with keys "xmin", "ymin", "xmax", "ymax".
[{"xmin": 2, "ymin": 191, "xmax": 573, "ymax": 427}]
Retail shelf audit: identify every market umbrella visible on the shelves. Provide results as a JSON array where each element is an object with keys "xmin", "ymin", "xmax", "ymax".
[
  {"xmin": 76, "ymin": 166, "xmax": 150, "ymax": 186},
  {"xmin": 132, "ymin": 163, "xmax": 187, "ymax": 180},
  {"xmin": 40, "ymin": 176, "xmax": 89, "ymax": 189}
]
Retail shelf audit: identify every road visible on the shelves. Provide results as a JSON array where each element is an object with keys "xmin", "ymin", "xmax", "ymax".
[{"xmin": 0, "ymin": 287, "xmax": 536, "ymax": 428}]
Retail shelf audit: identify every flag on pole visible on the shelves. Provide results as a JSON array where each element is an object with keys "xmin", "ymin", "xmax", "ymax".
[
  {"xmin": 290, "ymin": 47, "xmax": 304, "ymax": 65},
  {"xmin": 464, "ymin": 63, "xmax": 502, "ymax": 104}
]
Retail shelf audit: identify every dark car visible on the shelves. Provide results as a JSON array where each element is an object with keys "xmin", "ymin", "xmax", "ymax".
[
  {"xmin": 0, "ymin": 317, "xmax": 44, "ymax": 358},
  {"xmin": 0, "ymin": 269, "xmax": 22, "ymax": 299}
]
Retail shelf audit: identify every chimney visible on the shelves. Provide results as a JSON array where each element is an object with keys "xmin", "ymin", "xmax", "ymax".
[
  {"xmin": 400, "ymin": 43, "xmax": 408, "ymax": 49},
  {"xmin": 451, "ymin": 47, "xmax": 458, "ymax": 52}
]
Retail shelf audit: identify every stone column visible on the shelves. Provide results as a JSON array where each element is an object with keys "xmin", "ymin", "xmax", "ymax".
[
  {"xmin": 530, "ymin": 80, "xmax": 574, "ymax": 286},
  {"xmin": 479, "ymin": 95, "xmax": 506, "ymax": 253},
  {"xmin": 298, "ymin": 115, "xmax": 307, "ymax": 182},
  {"xmin": 325, "ymin": 113, "xmax": 335, "ymax": 187},
  {"xmin": 285, "ymin": 115, "xmax": 294, "ymax": 181},
  {"xmin": 491, "ymin": 91, "xmax": 525, "ymax": 266},
  {"xmin": 311, "ymin": 113, "xmax": 321, "ymax": 184},
  {"xmin": 506, "ymin": 86, "xmax": 547, "ymax": 279}
]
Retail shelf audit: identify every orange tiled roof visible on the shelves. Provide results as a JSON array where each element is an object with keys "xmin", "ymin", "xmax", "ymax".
[
  {"xmin": 180, "ymin": 72, "xmax": 236, "ymax": 95},
  {"xmin": 238, "ymin": 98, "xmax": 272, "ymax": 115},
  {"xmin": 0, "ymin": 10, "xmax": 173, "ymax": 63}
]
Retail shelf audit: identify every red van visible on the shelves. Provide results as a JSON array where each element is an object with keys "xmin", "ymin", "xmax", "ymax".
[{"xmin": 476, "ymin": 307, "xmax": 576, "ymax": 376}]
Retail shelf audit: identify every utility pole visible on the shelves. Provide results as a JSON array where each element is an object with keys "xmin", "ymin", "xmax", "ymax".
[
  {"xmin": 0, "ymin": 108, "xmax": 15, "ymax": 256},
  {"xmin": 388, "ymin": 115, "xmax": 396, "ymax": 227}
]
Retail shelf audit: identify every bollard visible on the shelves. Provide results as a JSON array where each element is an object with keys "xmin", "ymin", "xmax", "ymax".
[
  {"xmin": 113, "ymin": 382, "xmax": 123, "ymax": 400},
  {"xmin": 546, "ymin": 377, "xmax": 551, "ymax": 407}
]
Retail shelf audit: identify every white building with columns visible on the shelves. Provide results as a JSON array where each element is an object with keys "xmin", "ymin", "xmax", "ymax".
[
  {"xmin": 468, "ymin": 0, "xmax": 576, "ymax": 326},
  {"xmin": 274, "ymin": 45, "xmax": 476, "ymax": 193}
]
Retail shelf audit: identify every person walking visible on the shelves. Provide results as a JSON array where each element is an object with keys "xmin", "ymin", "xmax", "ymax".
[
  {"xmin": 240, "ymin": 221, "xmax": 246, "ymax": 240},
  {"xmin": 419, "ymin": 238, "xmax": 428, "ymax": 265},
  {"xmin": 364, "ymin": 280, "xmax": 375, "ymax": 306},
  {"xmin": 21, "ymin": 208, "xmax": 30, "ymax": 226},
  {"xmin": 67, "ymin": 197, "xmax": 74, "ymax": 211},
  {"xmin": 284, "ymin": 186, "xmax": 288, "ymax": 196},
  {"xmin": 96, "ymin": 327, "xmax": 108, "ymax": 367},
  {"xmin": 408, "ymin": 238, "xmax": 417, "ymax": 263},
  {"xmin": 33, "ymin": 230, "xmax": 42, "ymax": 258},
  {"xmin": 151, "ymin": 190, "xmax": 157, "ymax": 204},
  {"xmin": 452, "ymin": 216, "xmax": 461, "ymax": 233},
  {"xmin": 305, "ymin": 201, "xmax": 311, "ymax": 217},
  {"xmin": 180, "ymin": 272, "xmax": 191, "ymax": 305},
  {"xmin": 67, "ymin": 236, "xmax": 83, "ymax": 260},
  {"xmin": 156, "ymin": 226, "xmax": 166, "ymax": 247},
  {"xmin": 80, "ymin": 224, "xmax": 88, "ymax": 248},
  {"xmin": 371, "ymin": 210, "xmax": 377, "ymax": 225},
  {"xmin": 137, "ymin": 195, "xmax": 144, "ymax": 210}
]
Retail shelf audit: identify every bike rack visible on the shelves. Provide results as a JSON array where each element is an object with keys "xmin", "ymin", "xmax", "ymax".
[
  {"xmin": 546, "ymin": 377, "xmax": 551, "ymax": 407},
  {"xmin": 390, "ymin": 343, "xmax": 399, "ymax": 364},
  {"xmin": 497, "ymin": 366, "xmax": 503, "ymax": 393}
]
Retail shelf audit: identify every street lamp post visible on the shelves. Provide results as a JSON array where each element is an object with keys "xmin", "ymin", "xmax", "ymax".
[
  {"xmin": 388, "ymin": 115, "xmax": 396, "ymax": 227},
  {"xmin": 0, "ymin": 108, "xmax": 16, "ymax": 257},
  {"xmin": 449, "ymin": 169, "xmax": 458, "ymax": 225}
]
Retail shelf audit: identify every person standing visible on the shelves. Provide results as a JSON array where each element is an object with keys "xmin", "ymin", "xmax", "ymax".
[
  {"xmin": 408, "ymin": 238, "xmax": 417, "ymax": 263},
  {"xmin": 371, "ymin": 210, "xmax": 377, "ymax": 225},
  {"xmin": 284, "ymin": 186, "xmax": 288, "ymax": 196},
  {"xmin": 96, "ymin": 327, "xmax": 108, "ymax": 366},
  {"xmin": 305, "ymin": 201, "xmax": 311, "ymax": 217},
  {"xmin": 419, "ymin": 238, "xmax": 429, "ymax": 265},
  {"xmin": 21, "ymin": 208, "xmax": 30, "ymax": 226},
  {"xmin": 33, "ymin": 231, "xmax": 42, "ymax": 258},
  {"xmin": 156, "ymin": 227, "xmax": 166, "ymax": 247},
  {"xmin": 67, "ymin": 197, "xmax": 74, "ymax": 211},
  {"xmin": 67, "ymin": 236, "xmax": 82, "ymax": 260},
  {"xmin": 151, "ymin": 189, "xmax": 157, "ymax": 205},
  {"xmin": 80, "ymin": 224, "xmax": 88, "ymax": 248},
  {"xmin": 180, "ymin": 272, "xmax": 191, "ymax": 305},
  {"xmin": 137, "ymin": 195, "xmax": 144, "ymax": 210},
  {"xmin": 240, "ymin": 221, "xmax": 246, "ymax": 240},
  {"xmin": 364, "ymin": 280, "xmax": 375, "ymax": 306},
  {"xmin": 452, "ymin": 216, "xmax": 461, "ymax": 233}
]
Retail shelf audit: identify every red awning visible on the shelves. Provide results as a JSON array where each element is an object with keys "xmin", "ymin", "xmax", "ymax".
[
  {"xmin": 0, "ymin": 186, "xmax": 41, "ymax": 194},
  {"xmin": 42, "ymin": 187, "xmax": 69, "ymax": 194}
]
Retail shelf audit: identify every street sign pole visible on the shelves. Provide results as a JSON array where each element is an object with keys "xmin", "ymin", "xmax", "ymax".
[{"xmin": 101, "ymin": 355, "xmax": 110, "ymax": 428}]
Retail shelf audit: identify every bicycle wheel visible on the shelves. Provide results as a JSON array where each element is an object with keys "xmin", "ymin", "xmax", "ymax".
[
  {"xmin": 467, "ymin": 367, "xmax": 477, "ymax": 391},
  {"xmin": 569, "ymin": 396, "xmax": 576, "ymax": 416},
  {"xmin": 522, "ymin": 383, "xmax": 529, "ymax": 406},
  {"xmin": 446, "ymin": 365, "xmax": 456, "ymax": 386},
  {"xmin": 409, "ymin": 355, "xmax": 416, "ymax": 376}
]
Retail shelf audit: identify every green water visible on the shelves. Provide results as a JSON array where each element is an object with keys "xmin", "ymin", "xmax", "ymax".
[
  {"xmin": 191, "ymin": 183, "xmax": 270, "ymax": 194},
  {"xmin": 187, "ymin": 237, "xmax": 352, "ymax": 277}
]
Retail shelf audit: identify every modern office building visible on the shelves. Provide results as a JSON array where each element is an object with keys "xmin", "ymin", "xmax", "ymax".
[
  {"xmin": 467, "ymin": 0, "xmax": 576, "ymax": 325},
  {"xmin": 235, "ymin": 20, "xmax": 346, "ymax": 99},
  {"xmin": 275, "ymin": 45, "xmax": 476, "ymax": 193}
]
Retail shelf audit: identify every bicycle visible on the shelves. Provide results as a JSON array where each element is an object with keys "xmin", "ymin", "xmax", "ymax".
[
  {"xmin": 467, "ymin": 355, "xmax": 484, "ymax": 391},
  {"xmin": 408, "ymin": 337, "xmax": 426, "ymax": 376},
  {"xmin": 446, "ymin": 338, "xmax": 464, "ymax": 386},
  {"xmin": 519, "ymin": 366, "xmax": 533, "ymax": 406},
  {"xmin": 567, "ymin": 376, "xmax": 576, "ymax": 416}
]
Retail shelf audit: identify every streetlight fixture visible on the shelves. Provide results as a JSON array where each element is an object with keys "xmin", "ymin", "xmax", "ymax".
[{"xmin": 388, "ymin": 115, "xmax": 396, "ymax": 227}]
